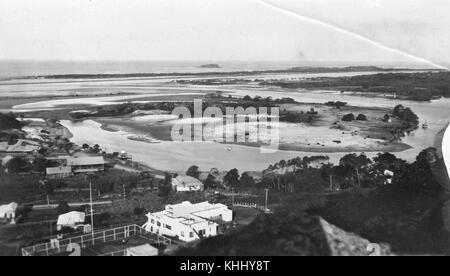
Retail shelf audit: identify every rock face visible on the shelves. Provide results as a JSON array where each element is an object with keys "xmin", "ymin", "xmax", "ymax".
[
  {"xmin": 319, "ymin": 218, "xmax": 394, "ymax": 256},
  {"xmin": 174, "ymin": 213, "xmax": 393, "ymax": 256}
]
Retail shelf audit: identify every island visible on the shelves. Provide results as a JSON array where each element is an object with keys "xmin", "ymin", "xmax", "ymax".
[{"xmin": 199, "ymin": 63, "xmax": 221, "ymax": 68}]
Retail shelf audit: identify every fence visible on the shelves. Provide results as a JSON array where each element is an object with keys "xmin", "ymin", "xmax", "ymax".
[
  {"xmin": 21, "ymin": 224, "xmax": 171, "ymax": 256},
  {"xmin": 233, "ymin": 201, "xmax": 271, "ymax": 213}
]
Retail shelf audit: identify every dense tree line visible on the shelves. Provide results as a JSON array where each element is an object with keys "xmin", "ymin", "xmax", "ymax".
[
  {"xmin": 0, "ymin": 112, "xmax": 23, "ymax": 131},
  {"xmin": 262, "ymin": 72, "xmax": 450, "ymax": 101}
]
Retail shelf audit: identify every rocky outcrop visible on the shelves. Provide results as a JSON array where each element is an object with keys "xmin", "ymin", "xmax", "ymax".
[
  {"xmin": 319, "ymin": 217, "xmax": 393, "ymax": 256},
  {"xmin": 174, "ymin": 212, "xmax": 393, "ymax": 256}
]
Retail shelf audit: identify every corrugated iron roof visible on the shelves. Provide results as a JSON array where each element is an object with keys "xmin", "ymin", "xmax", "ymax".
[
  {"xmin": 46, "ymin": 166, "xmax": 72, "ymax": 175},
  {"xmin": 172, "ymin": 175, "xmax": 203, "ymax": 187},
  {"xmin": 67, "ymin": 156, "xmax": 105, "ymax": 166}
]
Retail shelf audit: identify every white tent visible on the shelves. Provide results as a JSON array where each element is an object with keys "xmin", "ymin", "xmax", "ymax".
[
  {"xmin": 57, "ymin": 211, "xmax": 85, "ymax": 229},
  {"xmin": 126, "ymin": 244, "xmax": 158, "ymax": 256},
  {"xmin": 0, "ymin": 202, "xmax": 18, "ymax": 219}
]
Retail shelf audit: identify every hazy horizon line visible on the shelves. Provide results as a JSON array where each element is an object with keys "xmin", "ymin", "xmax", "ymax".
[{"xmin": 0, "ymin": 59, "xmax": 442, "ymax": 67}]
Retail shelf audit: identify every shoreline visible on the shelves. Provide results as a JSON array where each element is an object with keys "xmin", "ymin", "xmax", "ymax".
[
  {"xmin": 4, "ymin": 66, "xmax": 427, "ymax": 81},
  {"xmin": 94, "ymin": 117, "xmax": 412, "ymax": 154}
]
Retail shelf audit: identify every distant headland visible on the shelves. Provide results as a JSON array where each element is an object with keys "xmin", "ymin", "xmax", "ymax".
[{"xmin": 199, "ymin": 64, "xmax": 221, "ymax": 68}]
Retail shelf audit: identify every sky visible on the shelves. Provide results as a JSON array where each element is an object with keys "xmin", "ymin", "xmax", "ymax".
[{"xmin": 0, "ymin": 0, "xmax": 449, "ymax": 68}]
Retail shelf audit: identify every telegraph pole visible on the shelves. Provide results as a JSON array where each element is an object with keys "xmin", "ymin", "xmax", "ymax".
[
  {"xmin": 329, "ymin": 175, "xmax": 333, "ymax": 191},
  {"xmin": 264, "ymin": 188, "xmax": 269, "ymax": 211},
  {"xmin": 231, "ymin": 188, "xmax": 235, "ymax": 206},
  {"xmin": 89, "ymin": 178, "xmax": 94, "ymax": 239}
]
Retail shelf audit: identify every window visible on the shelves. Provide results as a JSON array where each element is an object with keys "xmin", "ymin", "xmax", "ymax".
[
  {"xmin": 165, "ymin": 224, "xmax": 172, "ymax": 230},
  {"xmin": 157, "ymin": 221, "xmax": 161, "ymax": 227},
  {"xmin": 181, "ymin": 231, "xmax": 184, "ymax": 237},
  {"xmin": 198, "ymin": 229, "xmax": 206, "ymax": 236},
  {"xmin": 189, "ymin": 232, "xmax": 194, "ymax": 238}
]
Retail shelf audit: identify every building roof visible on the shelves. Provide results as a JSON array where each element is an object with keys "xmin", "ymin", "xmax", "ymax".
[
  {"xmin": 126, "ymin": 244, "xmax": 158, "ymax": 256},
  {"xmin": 46, "ymin": 166, "xmax": 73, "ymax": 175},
  {"xmin": 57, "ymin": 211, "xmax": 85, "ymax": 226},
  {"xmin": 0, "ymin": 202, "xmax": 18, "ymax": 214},
  {"xmin": 67, "ymin": 156, "xmax": 105, "ymax": 166},
  {"xmin": 160, "ymin": 201, "xmax": 229, "ymax": 224},
  {"xmin": 172, "ymin": 175, "xmax": 203, "ymax": 188}
]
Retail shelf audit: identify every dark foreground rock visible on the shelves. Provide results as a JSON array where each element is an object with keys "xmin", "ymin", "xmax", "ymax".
[{"xmin": 173, "ymin": 212, "xmax": 393, "ymax": 256}]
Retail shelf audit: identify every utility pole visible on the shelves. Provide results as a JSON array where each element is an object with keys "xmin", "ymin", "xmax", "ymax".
[
  {"xmin": 264, "ymin": 189, "xmax": 269, "ymax": 211},
  {"xmin": 329, "ymin": 175, "xmax": 333, "ymax": 191},
  {"xmin": 231, "ymin": 188, "xmax": 234, "ymax": 206},
  {"xmin": 89, "ymin": 178, "xmax": 94, "ymax": 239}
]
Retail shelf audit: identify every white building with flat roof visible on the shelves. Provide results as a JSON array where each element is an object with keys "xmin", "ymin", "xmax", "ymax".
[{"xmin": 142, "ymin": 201, "xmax": 232, "ymax": 242}]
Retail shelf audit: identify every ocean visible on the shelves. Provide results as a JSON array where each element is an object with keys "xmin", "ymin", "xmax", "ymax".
[{"xmin": 0, "ymin": 60, "xmax": 436, "ymax": 80}]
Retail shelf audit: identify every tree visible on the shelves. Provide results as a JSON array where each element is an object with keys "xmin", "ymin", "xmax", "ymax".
[
  {"xmin": 32, "ymin": 157, "xmax": 48, "ymax": 172},
  {"xmin": 7, "ymin": 133, "xmax": 19, "ymax": 145},
  {"xmin": 223, "ymin": 168, "xmax": 240, "ymax": 188},
  {"xmin": 339, "ymin": 154, "xmax": 372, "ymax": 187},
  {"xmin": 186, "ymin": 165, "xmax": 200, "ymax": 179},
  {"xmin": 97, "ymin": 177, "xmax": 114, "ymax": 194},
  {"xmin": 373, "ymin": 152, "xmax": 404, "ymax": 169},
  {"xmin": 0, "ymin": 112, "xmax": 23, "ymax": 131},
  {"xmin": 92, "ymin": 144, "xmax": 101, "ymax": 153},
  {"xmin": 133, "ymin": 207, "xmax": 145, "ymax": 216},
  {"xmin": 82, "ymin": 144, "xmax": 90, "ymax": 149},
  {"xmin": 159, "ymin": 172, "xmax": 173, "ymax": 198},
  {"xmin": 240, "ymin": 172, "xmax": 255, "ymax": 187},
  {"xmin": 6, "ymin": 156, "xmax": 29, "ymax": 173},
  {"xmin": 393, "ymin": 105, "xmax": 405, "ymax": 117},
  {"xmin": 204, "ymin": 174, "xmax": 218, "ymax": 190},
  {"xmin": 356, "ymin": 114, "xmax": 367, "ymax": 121},
  {"xmin": 392, "ymin": 105, "xmax": 419, "ymax": 127},
  {"xmin": 342, "ymin": 113, "xmax": 355, "ymax": 122},
  {"xmin": 57, "ymin": 201, "xmax": 70, "ymax": 214},
  {"xmin": 64, "ymin": 141, "xmax": 74, "ymax": 153},
  {"xmin": 41, "ymin": 180, "xmax": 54, "ymax": 195}
]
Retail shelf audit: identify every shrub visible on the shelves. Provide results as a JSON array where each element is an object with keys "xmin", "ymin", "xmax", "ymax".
[{"xmin": 342, "ymin": 113, "xmax": 355, "ymax": 122}]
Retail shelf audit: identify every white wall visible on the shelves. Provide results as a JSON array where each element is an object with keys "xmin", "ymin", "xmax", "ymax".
[
  {"xmin": 144, "ymin": 213, "xmax": 219, "ymax": 242},
  {"xmin": 194, "ymin": 206, "xmax": 233, "ymax": 222}
]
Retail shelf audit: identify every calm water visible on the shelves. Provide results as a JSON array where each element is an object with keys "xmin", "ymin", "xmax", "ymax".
[
  {"xmin": 1, "ymin": 62, "xmax": 448, "ymax": 171},
  {"xmin": 59, "ymin": 95, "xmax": 450, "ymax": 172}
]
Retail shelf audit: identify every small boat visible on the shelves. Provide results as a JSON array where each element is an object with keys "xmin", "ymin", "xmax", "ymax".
[
  {"xmin": 422, "ymin": 122, "xmax": 428, "ymax": 129},
  {"xmin": 225, "ymin": 147, "xmax": 233, "ymax": 151}
]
